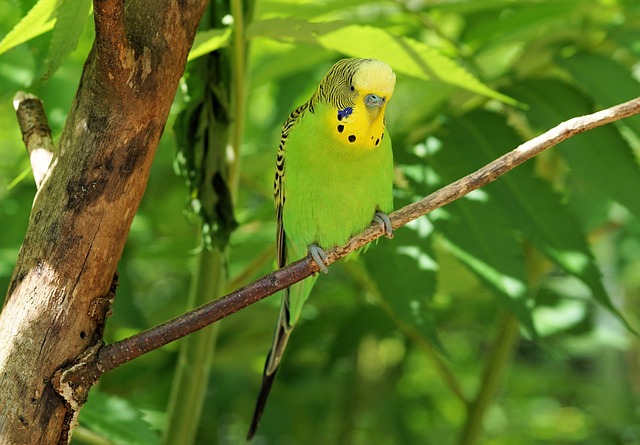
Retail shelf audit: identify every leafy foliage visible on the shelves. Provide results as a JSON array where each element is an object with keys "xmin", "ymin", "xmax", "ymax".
[{"xmin": 0, "ymin": 1, "xmax": 639, "ymax": 444}]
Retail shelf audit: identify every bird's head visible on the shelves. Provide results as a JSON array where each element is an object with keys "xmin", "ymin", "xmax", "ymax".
[{"xmin": 314, "ymin": 58, "xmax": 396, "ymax": 150}]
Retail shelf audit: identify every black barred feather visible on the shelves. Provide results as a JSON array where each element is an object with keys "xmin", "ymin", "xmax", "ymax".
[{"xmin": 251, "ymin": 58, "xmax": 377, "ymax": 441}]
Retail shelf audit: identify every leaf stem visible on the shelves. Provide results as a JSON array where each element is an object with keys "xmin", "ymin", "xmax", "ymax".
[
  {"xmin": 229, "ymin": 0, "xmax": 246, "ymax": 193},
  {"xmin": 457, "ymin": 312, "xmax": 520, "ymax": 445},
  {"xmin": 163, "ymin": 247, "xmax": 225, "ymax": 444}
]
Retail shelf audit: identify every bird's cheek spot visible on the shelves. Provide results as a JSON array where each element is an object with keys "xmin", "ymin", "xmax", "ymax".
[
  {"xmin": 337, "ymin": 124, "xmax": 344, "ymax": 133},
  {"xmin": 348, "ymin": 135, "xmax": 356, "ymax": 143}
]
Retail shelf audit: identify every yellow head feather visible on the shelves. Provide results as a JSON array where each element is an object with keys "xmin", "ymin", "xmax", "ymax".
[
  {"xmin": 352, "ymin": 59, "xmax": 396, "ymax": 101},
  {"xmin": 313, "ymin": 58, "xmax": 396, "ymax": 150}
]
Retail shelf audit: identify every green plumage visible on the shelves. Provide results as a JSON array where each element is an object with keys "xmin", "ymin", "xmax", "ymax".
[
  {"xmin": 248, "ymin": 58, "xmax": 396, "ymax": 439},
  {"xmin": 283, "ymin": 100, "xmax": 394, "ymax": 317}
]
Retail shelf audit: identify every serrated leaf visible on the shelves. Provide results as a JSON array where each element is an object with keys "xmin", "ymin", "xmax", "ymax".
[
  {"xmin": 247, "ymin": 17, "xmax": 347, "ymax": 45},
  {"xmin": 435, "ymin": 110, "xmax": 628, "ymax": 328},
  {"xmin": 508, "ymin": 80, "xmax": 640, "ymax": 221},
  {"xmin": 0, "ymin": 0, "xmax": 58, "ymax": 55},
  {"xmin": 400, "ymin": 148, "xmax": 533, "ymax": 332},
  {"xmin": 255, "ymin": 0, "xmax": 374, "ymax": 20},
  {"xmin": 558, "ymin": 53, "xmax": 640, "ymax": 141},
  {"xmin": 363, "ymin": 221, "xmax": 444, "ymax": 351},
  {"xmin": 460, "ymin": 0, "xmax": 583, "ymax": 45},
  {"xmin": 248, "ymin": 19, "xmax": 515, "ymax": 104},
  {"xmin": 434, "ymin": 197, "xmax": 534, "ymax": 335},
  {"xmin": 79, "ymin": 391, "xmax": 161, "ymax": 445},
  {"xmin": 187, "ymin": 27, "xmax": 232, "ymax": 61},
  {"xmin": 40, "ymin": 0, "xmax": 91, "ymax": 81},
  {"xmin": 316, "ymin": 25, "xmax": 516, "ymax": 104}
]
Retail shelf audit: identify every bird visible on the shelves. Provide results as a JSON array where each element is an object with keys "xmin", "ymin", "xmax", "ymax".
[{"xmin": 247, "ymin": 58, "xmax": 396, "ymax": 439}]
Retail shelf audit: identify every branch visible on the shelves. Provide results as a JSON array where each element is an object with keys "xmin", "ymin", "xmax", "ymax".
[
  {"xmin": 1, "ymin": 2, "xmax": 210, "ymax": 443},
  {"xmin": 13, "ymin": 92, "xmax": 54, "ymax": 189},
  {"xmin": 85, "ymin": 95, "xmax": 640, "ymax": 377},
  {"xmin": 93, "ymin": 0, "xmax": 128, "ymax": 72}
]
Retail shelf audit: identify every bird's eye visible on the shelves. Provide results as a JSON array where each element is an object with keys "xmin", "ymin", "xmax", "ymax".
[{"xmin": 350, "ymin": 85, "xmax": 355, "ymax": 92}]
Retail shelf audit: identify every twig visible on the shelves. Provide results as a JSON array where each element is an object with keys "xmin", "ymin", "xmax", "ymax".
[
  {"xmin": 82, "ymin": 96, "xmax": 639, "ymax": 377},
  {"xmin": 13, "ymin": 92, "xmax": 54, "ymax": 189}
]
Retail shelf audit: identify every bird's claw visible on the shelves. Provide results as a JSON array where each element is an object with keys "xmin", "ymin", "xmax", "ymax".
[
  {"xmin": 309, "ymin": 243, "xmax": 329, "ymax": 274},
  {"xmin": 374, "ymin": 211, "xmax": 394, "ymax": 239}
]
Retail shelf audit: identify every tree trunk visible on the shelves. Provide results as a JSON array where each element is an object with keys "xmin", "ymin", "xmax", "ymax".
[{"xmin": 0, "ymin": 1, "xmax": 207, "ymax": 444}]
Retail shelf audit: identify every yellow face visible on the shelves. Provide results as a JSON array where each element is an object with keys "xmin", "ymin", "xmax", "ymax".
[{"xmin": 328, "ymin": 59, "xmax": 396, "ymax": 150}]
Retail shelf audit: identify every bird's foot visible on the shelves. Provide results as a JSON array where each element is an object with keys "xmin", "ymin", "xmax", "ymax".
[
  {"xmin": 309, "ymin": 243, "xmax": 329, "ymax": 274},
  {"xmin": 374, "ymin": 211, "xmax": 394, "ymax": 239}
]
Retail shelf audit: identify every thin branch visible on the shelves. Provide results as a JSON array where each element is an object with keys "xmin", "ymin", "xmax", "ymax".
[
  {"xmin": 75, "ymin": 95, "xmax": 640, "ymax": 380},
  {"xmin": 13, "ymin": 92, "xmax": 54, "ymax": 189}
]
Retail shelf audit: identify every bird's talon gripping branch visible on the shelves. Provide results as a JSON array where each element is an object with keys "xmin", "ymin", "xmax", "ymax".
[
  {"xmin": 374, "ymin": 211, "xmax": 394, "ymax": 239},
  {"xmin": 309, "ymin": 243, "xmax": 329, "ymax": 273}
]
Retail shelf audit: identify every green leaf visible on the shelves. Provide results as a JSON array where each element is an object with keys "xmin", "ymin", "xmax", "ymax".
[
  {"xmin": 421, "ymin": 125, "xmax": 532, "ymax": 332},
  {"xmin": 508, "ymin": 80, "xmax": 640, "ymax": 221},
  {"xmin": 435, "ymin": 110, "xmax": 627, "ymax": 328},
  {"xmin": 458, "ymin": 0, "xmax": 583, "ymax": 46},
  {"xmin": 253, "ymin": 0, "xmax": 375, "ymax": 20},
  {"xmin": 246, "ymin": 17, "xmax": 347, "ymax": 45},
  {"xmin": 0, "ymin": 0, "xmax": 58, "ymax": 55},
  {"xmin": 435, "ymin": 198, "xmax": 534, "ymax": 335},
  {"xmin": 79, "ymin": 391, "xmax": 161, "ymax": 445},
  {"xmin": 248, "ymin": 19, "xmax": 515, "ymax": 104},
  {"xmin": 316, "ymin": 24, "xmax": 516, "ymax": 104},
  {"xmin": 400, "ymin": 145, "xmax": 534, "ymax": 332},
  {"xmin": 174, "ymin": 53, "xmax": 238, "ymax": 249},
  {"xmin": 558, "ymin": 52, "xmax": 640, "ymax": 140},
  {"xmin": 364, "ymin": 220, "xmax": 444, "ymax": 351},
  {"xmin": 187, "ymin": 27, "xmax": 232, "ymax": 61},
  {"xmin": 40, "ymin": 0, "xmax": 91, "ymax": 81}
]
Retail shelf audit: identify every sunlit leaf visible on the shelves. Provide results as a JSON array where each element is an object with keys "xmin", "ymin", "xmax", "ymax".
[
  {"xmin": 0, "ymin": 0, "xmax": 58, "ymax": 55},
  {"xmin": 40, "ymin": 0, "xmax": 91, "ymax": 81},
  {"xmin": 247, "ymin": 17, "xmax": 346, "ymax": 45},
  {"xmin": 316, "ymin": 25, "xmax": 516, "ymax": 104},
  {"xmin": 509, "ymin": 80, "xmax": 640, "ymax": 221},
  {"xmin": 435, "ymin": 110, "xmax": 627, "ymax": 327},
  {"xmin": 364, "ymin": 221, "xmax": 444, "ymax": 351},
  {"xmin": 435, "ymin": 197, "xmax": 534, "ymax": 334},
  {"xmin": 559, "ymin": 52, "xmax": 640, "ymax": 141},
  {"xmin": 79, "ymin": 391, "xmax": 161, "ymax": 445},
  {"xmin": 458, "ymin": 0, "xmax": 583, "ymax": 46},
  {"xmin": 249, "ymin": 19, "xmax": 515, "ymax": 104},
  {"xmin": 187, "ymin": 27, "xmax": 232, "ymax": 61}
]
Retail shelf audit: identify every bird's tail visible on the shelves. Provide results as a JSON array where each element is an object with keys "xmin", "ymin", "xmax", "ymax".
[{"xmin": 247, "ymin": 289, "xmax": 293, "ymax": 440}]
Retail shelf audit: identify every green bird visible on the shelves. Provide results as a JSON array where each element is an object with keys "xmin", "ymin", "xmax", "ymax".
[{"xmin": 248, "ymin": 58, "xmax": 396, "ymax": 439}]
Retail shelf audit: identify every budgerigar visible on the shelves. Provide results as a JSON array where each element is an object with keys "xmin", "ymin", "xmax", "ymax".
[{"xmin": 248, "ymin": 58, "xmax": 396, "ymax": 439}]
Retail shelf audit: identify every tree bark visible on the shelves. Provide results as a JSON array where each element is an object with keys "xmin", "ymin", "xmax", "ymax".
[{"xmin": 0, "ymin": 1, "xmax": 208, "ymax": 444}]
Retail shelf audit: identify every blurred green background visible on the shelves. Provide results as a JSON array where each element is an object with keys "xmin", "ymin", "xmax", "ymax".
[{"xmin": 1, "ymin": 0, "xmax": 640, "ymax": 444}]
